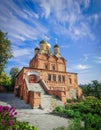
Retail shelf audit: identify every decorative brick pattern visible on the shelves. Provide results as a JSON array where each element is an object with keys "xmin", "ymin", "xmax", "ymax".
[{"xmin": 14, "ymin": 41, "xmax": 82, "ymax": 108}]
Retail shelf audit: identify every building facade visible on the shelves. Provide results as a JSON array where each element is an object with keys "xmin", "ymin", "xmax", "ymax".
[{"xmin": 14, "ymin": 40, "xmax": 82, "ymax": 108}]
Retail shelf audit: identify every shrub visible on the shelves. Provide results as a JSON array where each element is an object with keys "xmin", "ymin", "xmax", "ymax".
[
  {"xmin": 79, "ymin": 96, "xmax": 101, "ymax": 114},
  {"xmin": 53, "ymin": 126, "xmax": 68, "ymax": 130},
  {"xmin": 84, "ymin": 113, "xmax": 101, "ymax": 130},
  {"xmin": 69, "ymin": 118, "xmax": 82, "ymax": 130},
  {"xmin": 53, "ymin": 106, "xmax": 65, "ymax": 113},
  {"xmin": 13, "ymin": 121, "xmax": 38, "ymax": 130},
  {"xmin": 65, "ymin": 110, "xmax": 74, "ymax": 118},
  {"xmin": 0, "ymin": 105, "xmax": 38, "ymax": 130},
  {"xmin": 67, "ymin": 99, "xmax": 72, "ymax": 103},
  {"xmin": 0, "ymin": 105, "xmax": 17, "ymax": 130}
]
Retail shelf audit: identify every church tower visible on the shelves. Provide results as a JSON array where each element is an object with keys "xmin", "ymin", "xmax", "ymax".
[
  {"xmin": 34, "ymin": 40, "xmax": 51, "ymax": 55},
  {"xmin": 54, "ymin": 44, "xmax": 61, "ymax": 57}
]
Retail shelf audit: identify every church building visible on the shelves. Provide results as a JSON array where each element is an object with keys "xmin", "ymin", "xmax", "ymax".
[{"xmin": 14, "ymin": 40, "xmax": 82, "ymax": 108}]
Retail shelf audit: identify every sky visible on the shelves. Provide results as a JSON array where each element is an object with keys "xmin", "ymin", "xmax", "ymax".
[{"xmin": 0, "ymin": 0, "xmax": 101, "ymax": 84}]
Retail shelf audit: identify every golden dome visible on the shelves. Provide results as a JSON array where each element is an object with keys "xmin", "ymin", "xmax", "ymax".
[{"xmin": 46, "ymin": 42, "xmax": 51, "ymax": 48}]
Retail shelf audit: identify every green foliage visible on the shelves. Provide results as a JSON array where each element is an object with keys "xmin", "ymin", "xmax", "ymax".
[
  {"xmin": 53, "ymin": 96, "xmax": 101, "ymax": 130},
  {"xmin": 0, "ymin": 105, "xmax": 38, "ymax": 130},
  {"xmin": 53, "ymin": 126, "xmax": 68, "ymax": 130},
  {"xmin": 13, "ymin": 121, "xmax": 38, "ymax": 130},
  {"xmin": 78, "ymin": 96, "xmax": 101, "ymax": 114},
  {"xmin": 10, "ymin": 67, "xmax": 19, "ymax": 89},
  {"xmin": 0, "ymin": 105, "xmax": 17, "ymax": 130},
  {"xmin": 92, "ymin": 80, "xmax": 101, "ymax": 99},
  {"xmin": 69, "ymin": 118, "xmax": 82, "ymax": 130},
  {"xmin": 84, "ymin": 113, "xmax": 101, "ymax": 130},
  {"xmin": 0, "ymin": 30, "xmax": 13, "ymax": 74},
  {"xmin": 53, "ymin": 106, "xmax": 65, "ymax": 113},
  {"xmin": 67, "ymin": 98, "xmax": 79, "ymax": 104},
  {"xmin": 67, "ymin": 99, "xmax": 72, "ymax": 103},
  {"xmin": 0, "ymin": 72, "xmax": 11, "ymax": 87},
  {"xmin": 80, "ymin": 80, "xmax": 101, "ymax": 99}
]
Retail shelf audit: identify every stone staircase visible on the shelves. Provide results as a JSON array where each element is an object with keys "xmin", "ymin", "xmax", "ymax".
[
  {"xmin": 41, "ymin": 94, "xmax": 64, "ymax": 112},
  {"xmin": 25, "ymin": 78, "xmax": 64, "ymax": 112},
  {"xmin": 25, "ymin": 79, "xmax": 46, "ymax": 94}
]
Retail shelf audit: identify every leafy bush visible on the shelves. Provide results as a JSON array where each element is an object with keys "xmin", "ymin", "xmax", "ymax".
[
  {"xmin": 13, "ymin": 121, "xmax": 38, "ymax": 130},
  {"xmin": 53, "ymin": 96, "xmax": 101, "ymax": 130},
  {"xmin": 67, "ymin": 98, "xmax": 79, "ymax": 103},
  {"xmin": 0, "ymin": 105, "xmax": 17, "ymax": 130},
  {"xmin": 67, "ymin": 99, "xmax": 72, "ymax": 103},
  {"xmin": 69, "ymin": 118, "xmax": 82, "ymax": 130},
  {"xmin": 78, "ymin": 96, "xmax": 101, "ymax": 114},
  {"xmin": 80, "ymin": 80, "xmax": 101, "ymax": 99},
  {"xmin": 84, "ymin": 113, "xmax": 101, "ymax": 130},
  {"xmin": 0, "ymin": 105, "xmax": 38, "ymax": 130},
  {"xmin": 53, "ymin": 106, "xmax": 65, "ymax": 113},
  {"xmin": 53, "ymin": 126, "xmax": 68, "ymax": 130},
  {"xmin": 65, "ymin": 96, "xmax": 101, "ymax": 115}
]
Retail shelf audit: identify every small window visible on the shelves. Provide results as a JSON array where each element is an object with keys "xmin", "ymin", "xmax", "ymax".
[
  {"xmin": 53, "ymin": 74, "xmax": 56, "ymax": 81},
  {"xmin": 75, "ymin": 79, "xmax": 77, "ymax": 84},
  {"xmin": 69, "ymin": 78, "xmax": 72, "ymax": 84},
  {"xmin": 62, "ymin": 75, "xmax": 65, "ymax": 82},
  {"xmin": 44, "ymin": 64, "xmax": 48, "ymax": 70},
  {"xmin": 52, "ymin": 65, "xmax": 55, "ymax": 71},
  {"xmin": 48, "ymin": 74, "xmax": 51, "ymax": 81},
  {"xmin": 58, "ymin": 75, "xmax": 61, "ymax": 82}
]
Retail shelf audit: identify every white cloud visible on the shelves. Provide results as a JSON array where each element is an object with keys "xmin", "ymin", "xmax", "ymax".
[
  {"xmin": 40, "ymin": 0, "xmax": 81, "ymax": 24},
  {"xmin": 75, "ymin": 64, "xmax": 91, "ymax": 70},
  {"xmin": 95, "ymin": 57, "xmax": 101, "ymax": 64},
  {"xmin": 84, "ymin": 0, "xmax": 90, "ymax": 8},
  {"xmin": 23, "ymin": 9, "xmax": 39, "ymax": 19},
  {"xmin": 13, "ymin": 48, "xmax": 32, "ymax": 58},
  {"xmin": 88, "ymin": 13, "xmax": 101, "ymax": 26},
  {"xmin": 39, "ymin": 0, "xmax": 96, "ymax": 42},
  {"xmin": 0, "ymin": 0, "xmax": 48, "ymax": 43},
  {"xmin": 69, "ymin": 23, "xmax": 95, "ymax": 40}
]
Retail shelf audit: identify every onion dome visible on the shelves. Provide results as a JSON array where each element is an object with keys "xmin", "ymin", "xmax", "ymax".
[
  {"xmin": 54, "ymin": 44, "xmax": 59, "ymax": 48},
  {"xmin": 46, "ymin": 42, "xmax": 51, "ymax": 48},
  {"xmin": 40, "ymin": 40, "xmax": 46, "ymax": 44},
  {"xmin": 35, "ymin": 47, "xmax": 40, "ymax": 50}
]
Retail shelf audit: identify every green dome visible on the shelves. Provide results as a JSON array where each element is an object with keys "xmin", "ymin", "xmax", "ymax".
[
  {"xmin": 40, "ymin": 40, "xmax": 46, "ymax": 44},
  {"xmin": 54, "ymin": 44, "xmax": 59, "ymax": 48},
  {"xmin": 35, "ymin": 47, "xmax": 40, "ymax": 50}
]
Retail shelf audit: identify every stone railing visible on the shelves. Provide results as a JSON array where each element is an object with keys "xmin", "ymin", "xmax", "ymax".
[
  {"xmin": 25, "ymin": 78, "xmax": 30, "ymax": 91},
  {"xmin": 39, "ymin": 79, "xmax": 50, "ymax": 93},
  {"xmin": 50, "ymin": 87, "xmax": 65, "ymax": 91}
]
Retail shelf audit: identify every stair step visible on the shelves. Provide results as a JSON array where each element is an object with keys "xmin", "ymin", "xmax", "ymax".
[{"xmin": 41, "ymin": 94, "xmax": 64, "ymax": 112}]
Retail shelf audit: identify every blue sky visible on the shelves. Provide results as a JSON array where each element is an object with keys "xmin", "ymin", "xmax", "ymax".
[{"xmin": 0, "ymin": 0, "xmax": 101, "ymax": 84}]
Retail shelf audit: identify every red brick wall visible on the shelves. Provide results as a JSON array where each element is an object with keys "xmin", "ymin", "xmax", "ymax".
[{"xmin": 29, "ymin": 92, "xmax": 41, "ymax": 108}]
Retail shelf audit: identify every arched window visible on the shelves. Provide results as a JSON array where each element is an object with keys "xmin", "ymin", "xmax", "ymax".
[
  {"xmin": 52, "ymin": 64, "xmax": 55, "ymax": 70},
  {"xmin": 58, "ymin": 75, "xmax": 61, "ymax": 82},
  {"xmin": 62, "ymin": 75, "xmax": 65, "ymax": 82},
  {"xmin": 69, "ymin": 78, "xmax": 72, "ymax": 84},
  {"xmin": 48, "ymin": 74, "xmax": 51, "ymax": 81},
  {"xmin": 53, "ymin": 74, "xmax": 56, "ymax": 81},
  {"xmin": 44, "ymin": 64, "xmax": 48, "ymax": 70}
]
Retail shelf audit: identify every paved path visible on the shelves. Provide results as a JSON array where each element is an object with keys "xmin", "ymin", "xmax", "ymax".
[{"xmin": 0, "ymin": 93, "xmax": 69, "ymax": 130}]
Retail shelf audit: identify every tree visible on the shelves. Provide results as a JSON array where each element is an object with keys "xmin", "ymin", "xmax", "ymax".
[
  {"xmin": 0, "ymin": 72, "xmax": 11, "ymax": 87},
  {"xmin": 0, "ymin": 30, "xmax": 13, "ymax": 74},
  {"xmin": 10, "ymin": 67, "xmax": 19, "ymax": 90},
  {"xmin": 92, "ymin": 80, "xmax": 101, "ymax": 99},
  {"xmin": 80, "ymin": 80, "xmax": 101, "ymax": 99}
]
